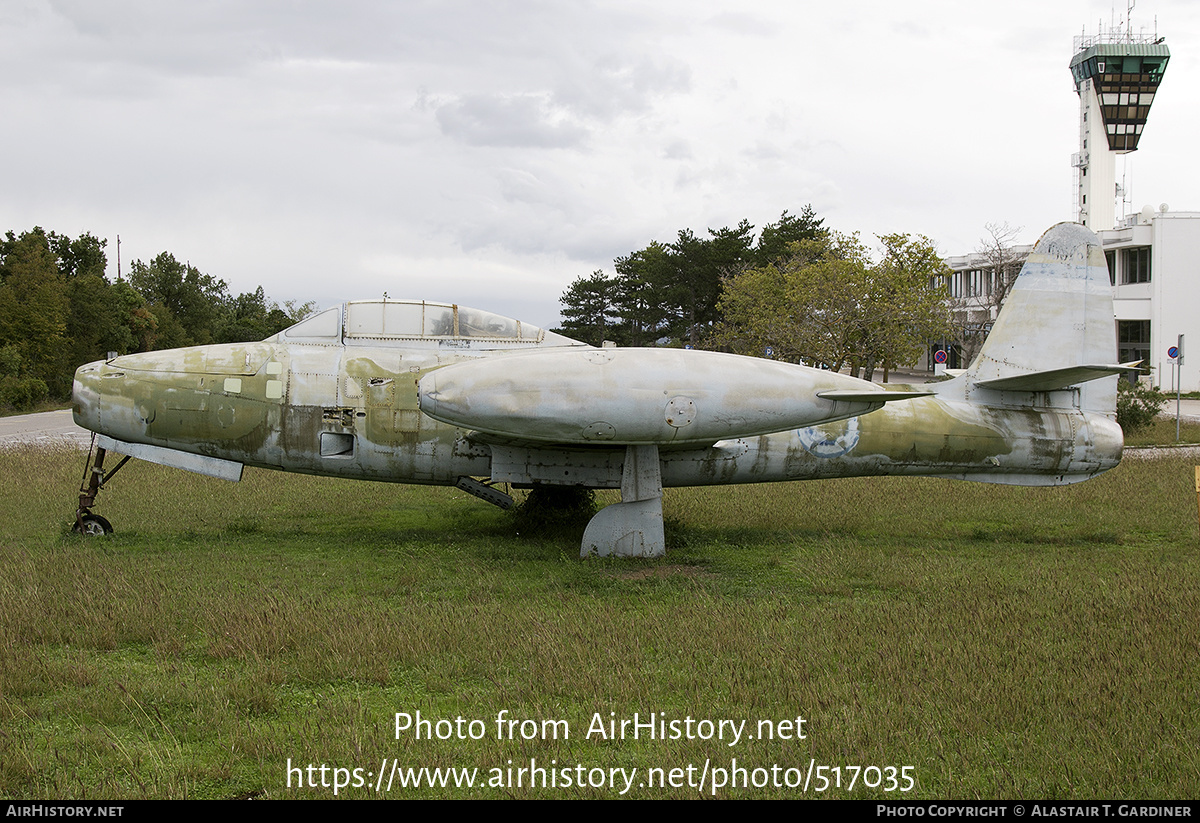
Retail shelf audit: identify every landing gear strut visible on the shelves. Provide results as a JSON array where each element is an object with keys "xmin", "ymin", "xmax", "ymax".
[
  {"xmin": 73, "ymin": 436, "xmax": 129, "ymax": 536},
  {"xmin": 581, "ymin": 444, "xmax": 665, "ymax": 558}
]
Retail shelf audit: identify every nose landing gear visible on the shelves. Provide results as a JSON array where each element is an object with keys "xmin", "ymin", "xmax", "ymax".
[
  {"xmin": 73, "ymin": 437, "xmax": 129, "ymax": 536},
  {"xmin": 75, "ymin": 512, "xmax": 113, "ymax": 536}
]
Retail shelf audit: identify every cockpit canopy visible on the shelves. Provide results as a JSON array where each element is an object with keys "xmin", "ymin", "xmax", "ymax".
[{"xmin": 267, "ymin": 299, "xmax": 584, "ymax": 349}]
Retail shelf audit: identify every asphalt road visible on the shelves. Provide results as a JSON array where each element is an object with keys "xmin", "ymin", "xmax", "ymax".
[
  {"xmin": 0, "ymin": 409, "xmax": 93, "ymax": 448},
  {"xmin": 1161, "ymin": 396, "xmax": 1200, "ymax": 421}
]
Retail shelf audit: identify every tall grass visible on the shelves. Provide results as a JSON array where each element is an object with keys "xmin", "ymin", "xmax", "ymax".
[{"xmin": 1, "ymin": 446, "xmax": 1197, "ymax": 798}]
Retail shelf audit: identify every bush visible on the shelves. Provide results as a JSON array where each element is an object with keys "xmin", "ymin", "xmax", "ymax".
[
  {"xmin": 1116, "ymin": 379, "xmax": 1167, "ymax": 433},
  {"xmin": 507, "ymin": 485, "xmax": 598, "ymax": 537},
  {"xmin": 0, "ymin": 375, "xmax": 49, "ymax": 411}
]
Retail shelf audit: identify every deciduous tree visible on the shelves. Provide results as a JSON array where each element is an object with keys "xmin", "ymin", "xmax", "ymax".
[
  {"xmin": 718, "ymin": 232, "xmax": 951, "ymax": 379},
  {"xmin": 0, "ymin": 228, "xmax": 71, "ymax": 396},
  {"xmin": 129, "ymin": 252, "xmax": 229, "ymax": 347}
]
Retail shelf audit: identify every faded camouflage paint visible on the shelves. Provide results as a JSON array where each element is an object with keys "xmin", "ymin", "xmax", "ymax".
[
  {"xmin": 74, "ymin": 342, "xmax": 497, "ymax": 486},
  {"xmin": 73, "ymin": 345, "xmax": 1119, "ymax": 493}
]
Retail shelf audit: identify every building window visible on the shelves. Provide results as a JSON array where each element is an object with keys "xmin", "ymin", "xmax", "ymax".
[
  {"xmin": 1121, "ymin": 247, "xmax": 1151, "ymax": 284},
  {"xmin": 1105, "ymin": 250, "xmax": 1116, "ymax": 285},
  {"xmin": 1117, "ymin": 320, "xmax": 1151, "ymax": 366}
]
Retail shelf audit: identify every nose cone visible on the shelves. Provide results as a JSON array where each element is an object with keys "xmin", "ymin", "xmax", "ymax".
[
  {"xmin": 418, "ymin": 369, "xmax": 473, "ymax": 419},
  {"xmin": 72, "ymin": 360, "xmax": 105, "ymax": 433}
]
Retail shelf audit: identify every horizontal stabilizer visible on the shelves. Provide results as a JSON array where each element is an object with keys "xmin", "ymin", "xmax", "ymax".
[
  {"xmin": 815, "ymin": 390, "xmax": 934, "ymax": 403},
  {"xmin": 974, "ymin": 362, "xmax": 1143, "ymax": 393}
]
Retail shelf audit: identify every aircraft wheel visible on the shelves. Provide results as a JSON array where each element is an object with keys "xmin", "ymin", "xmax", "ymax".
[{"xmin": 73, "ymin": 514, "xmax": 114, "ymax": 536}]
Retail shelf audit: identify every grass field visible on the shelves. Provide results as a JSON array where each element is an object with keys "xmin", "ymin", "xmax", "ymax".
[
  {"xmin": 1, "ymin": 445, "xmax": 1197, "ymax": 799},
  {"xmin": 1125, "ymin": 417, "xmax": 1200, "ymax": 447}
]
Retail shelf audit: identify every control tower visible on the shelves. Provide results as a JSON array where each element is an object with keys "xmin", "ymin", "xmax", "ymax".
[{"xmin": 1069, "ymin": 24, "xmax": 1169, "ymax": 231}]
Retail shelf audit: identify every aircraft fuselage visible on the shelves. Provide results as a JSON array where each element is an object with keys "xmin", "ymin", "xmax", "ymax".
[{"xmin": 72, "ymin": 339, "xmax": 1121, "ymax": 493}]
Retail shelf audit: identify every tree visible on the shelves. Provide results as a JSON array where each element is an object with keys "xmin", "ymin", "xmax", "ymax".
[
  {"xmin": 557, "ymin": 206, "xmax": 824, "ymax": 349},
  {"xmin": 952, "ymin": 222, "xmax": 1028, "ymax": 365},
  {"xmin": 110, "ymin": 281, "xmax": 159, "ymax": 352},
  {"xmin": 0, "ymin": 344, "xmax": 48, "ymax": 410},
  {"xmin": 717, "ymin": 232, "xmax": 869, "ymax": 369},
  {"xmin": 717, "ymin": 232, "xmax": 952, "ymax": 379},
  {"xmin": 664, "ymin": 221, "xmax": 756, "ymax": 347},
  {"xmin": 612, "ymin": 241, "xmax": 673, "ymax": 346},
  {"xmin": 66, "ymin": 272, "xmax": 138, "ymax": 366},
  {"xmin": 0, "ymin": 229, "xmax": 71, "ymax": 397},
  {"xmin": 860, "ymin": 233, "xmax": 954, "ymax": 381},
  {"xmin": 1116, "ymin": 379, "xmax": 1166, "ymax": 433},
  {"xmin": 50, "ymin": 232, "xmax": 108, "ymax": 279},
  {"xmin": 555, "ymin": 270, "xmax": 621, "ymax": 346},
  {"xmin": 128, "ymin": 252, "xmax": 229, "ymax": 347},
  {"xmin": 0, "ymin": 228, "xmax": 157, "ymax": 404},
  {"xmin": 753, "ymin": 206, "xmax": 827, "ymax": 267},
  {"xmin": 213, "ymin": 286, "xmax": 302, "ymax": 343},
  {"xmin": 973, "ymin": 222, "xmax": 1025, "ymax": 311},
  {"xmin": 0, "ymin": 224, "xmax": 319, "ymax": 407}
]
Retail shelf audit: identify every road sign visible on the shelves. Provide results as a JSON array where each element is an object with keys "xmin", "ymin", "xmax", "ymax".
[
  {"xmin": 933, "ymin": 349, "xmax": 948, "ymax": 364},
  {"xmin": 1169, "ymin": 346, "xmax": 1180, "ymax": 359}
]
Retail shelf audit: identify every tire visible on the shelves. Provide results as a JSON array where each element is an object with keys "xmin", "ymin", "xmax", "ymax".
[{"xmin": 73, "ymin": 514, "xmax": 114, "ymax": 536}]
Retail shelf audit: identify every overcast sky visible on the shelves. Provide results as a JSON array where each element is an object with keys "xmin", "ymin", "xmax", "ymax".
[{"xmin": 2, "ymin": 0, "xmax": 1197, "ymax": 328}]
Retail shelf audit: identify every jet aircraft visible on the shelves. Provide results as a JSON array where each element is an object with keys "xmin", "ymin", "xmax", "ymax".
[{"xmin": 70, "ymin": 223, "xmax": 1131, "ymax": 556}]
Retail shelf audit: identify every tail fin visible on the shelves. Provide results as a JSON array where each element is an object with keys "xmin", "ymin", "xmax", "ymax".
[{"xmin": 965, "ymin": 222, "xmax": 1120, "ymax": 414}]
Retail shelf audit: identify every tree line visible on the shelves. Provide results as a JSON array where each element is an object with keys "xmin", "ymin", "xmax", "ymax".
[
  {"xmin": 554, "ymin": 206, "xmax": 953, "ymax": 380},
  {"xmin": 0, "ymin": 227, "xmax": 313, "ymax": 411}
]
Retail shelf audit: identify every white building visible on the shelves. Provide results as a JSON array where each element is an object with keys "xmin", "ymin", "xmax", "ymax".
[
  {"xmin": 1102, "ymin": 208, "xmax": 1200, "ymax": 392},
  {"xmin": 936, "ymin": 210, "xmax": 1200, "ymax": 391},
  {"xmin": 932, "ymin": 20, "xmax": 1196, "ymax": 391}
]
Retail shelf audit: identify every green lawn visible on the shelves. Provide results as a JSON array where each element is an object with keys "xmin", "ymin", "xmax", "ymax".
[{"xmin": 1, "ymin": 446, "xmax": 1197, "ymax": 798}]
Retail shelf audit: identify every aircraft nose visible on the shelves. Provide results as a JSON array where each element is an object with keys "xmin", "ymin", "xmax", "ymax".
[{"xmin": 72, "ymin": 360, "xmax": 105, "ymax": 433}]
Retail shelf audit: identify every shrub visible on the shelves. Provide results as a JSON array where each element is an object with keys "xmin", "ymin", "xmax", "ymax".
[
  {"xmin": 508, "ymin": 484, "xmax": 598, "ymax": 537},
  {"xmin": 1116, "ymin": 378, "xmax": 1167, "ymax": 433},
  {"xmin": 0, "ymin": 375, "xmax": 49, "ymax": 411}
]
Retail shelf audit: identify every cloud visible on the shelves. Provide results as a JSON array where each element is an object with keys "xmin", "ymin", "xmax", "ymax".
[
  {"xmin": 704, "ymin": 11, "xmax": 775, "ymax": 37},
  {"xmin": 663, "ymin": 140, "xmax": 692, "ymax": 160},
  {"xmin": 551, "ymin": 54, "xmax": 692, "ymax": 121},
  {"xmin": 434, "ymin": 93, "xmax": 589, "ymax": 148}
]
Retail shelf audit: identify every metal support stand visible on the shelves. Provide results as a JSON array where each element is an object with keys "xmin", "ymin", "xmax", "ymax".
[{"xmin": 581, "ymin": 444, "xmax": 665, "ymax": 558}]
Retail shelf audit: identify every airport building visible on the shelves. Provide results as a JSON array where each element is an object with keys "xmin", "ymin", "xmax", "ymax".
[
  {"xmin": 937, "ymin": 210, "xmax": 1200, "ymax": 391},
  {"xmin": 933, "ymin": 21, "xmax": 1199, "ymax": 392}
]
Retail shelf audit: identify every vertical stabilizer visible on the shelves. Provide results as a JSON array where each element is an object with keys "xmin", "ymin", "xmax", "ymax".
[{"xmin": 967, "ymin": 223, "xmax": 1117, "ymax": 413}]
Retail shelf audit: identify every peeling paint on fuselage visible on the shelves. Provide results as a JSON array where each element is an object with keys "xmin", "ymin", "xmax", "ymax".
[
  {"xmin": 73, "ymin": 341, "xmax": 1121, "ymax": 495},
  {"xmin": 666, "ymin": 380, "xmax": 1118, "ymax": 488}
]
